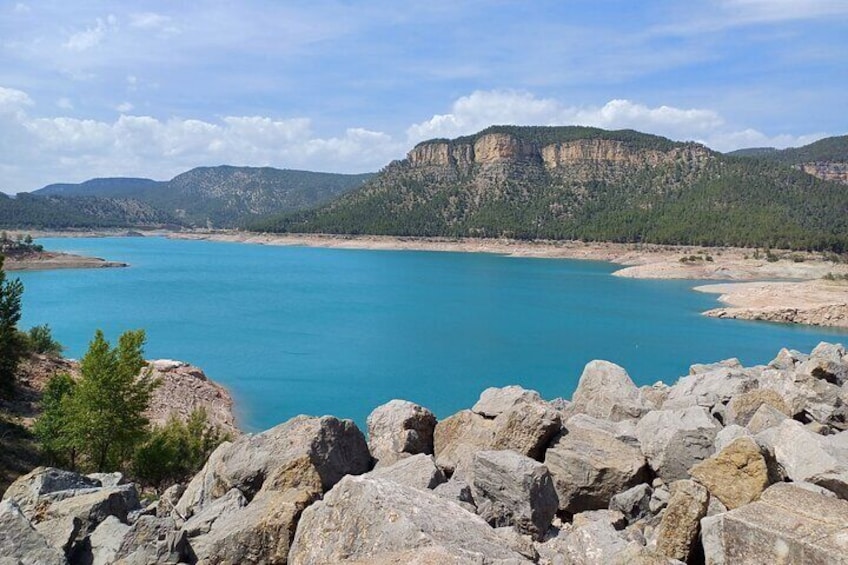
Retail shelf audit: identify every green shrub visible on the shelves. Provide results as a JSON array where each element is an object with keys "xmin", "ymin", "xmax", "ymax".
[{"xmin": 25, "ymin": 324, "xmax": 63, "ymax": 356}]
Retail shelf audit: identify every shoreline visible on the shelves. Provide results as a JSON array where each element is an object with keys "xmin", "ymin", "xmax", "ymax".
[
  {"xmin": 170, "ymin": 231, "xmax": 848, "ymax": 329},
  {"xmin": 4, "ymin": 251, "xmax": 128, "ymax": 272}
]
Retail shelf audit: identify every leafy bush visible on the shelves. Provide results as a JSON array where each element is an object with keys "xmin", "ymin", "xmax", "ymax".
[
  {"xmin": 33, "ymin": 373, "xmax": 77, "ymax": 468},
  {"xmin": 25, "ymin": 324, "xmax": 64, "ymax": 356}
]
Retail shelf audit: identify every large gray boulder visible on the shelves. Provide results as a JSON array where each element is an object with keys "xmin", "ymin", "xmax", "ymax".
[
  {"xmin": 701, "ymin": 483, "xmax": 848, "ymax": 564},
  {"xmin": 2, "ymin": 467, "xmax": 100, "ymax": 517},
  {"xmin": 544, "ymin": 425, "xmax": 647, "ymax": 514},
  {"xmin": 0, "ymin": 500, "xmax": 67, "ymax": 565},
  {"xmin": 490, "ymin": 399, "xmax": 562, "ymax": 461},
  {"xmin": 176, "ymin": 415, "xmax": 370, "ymax": 518},
  {"xmin": 41, "ymin": 484, "xmax": 140, "ymax": 536},
  {"xmin": 113, "ymin": 515, "xmax": 189, "ymax": 565},
  {"xmin": 288, "ymin": 475, "xmax": 532, "ymax": 564},
  {"xmin": 433, "ymin": 410, "xmax": 496, "ymax": 476},
  {"xmin": 473, "ymin": 386, "xmax": 543, "ymax": 418},
  {"xmin": 798, "ymin": 342, "xmax": 848, "ymax": 385},
  {"xmin": 763, "ymin": 419, "xmax": 848, "ymax": 498},
  {"xmin": 86, "ymin": 515, "xmax": 131, "ymax": 565},
  {"xmin": 367, "ymin": 399, "xmax": 436, "ymax": 467},
  {"xmin": 609, "ymin": 484, "xmax": 653, "ymax": 524},
  {"xmin": 654, "ymin": 480, "xmax": 709, "ymax": 563},
  {"xmin": 663, "ymin": 367, "xmax": 757, "ymax": 412},
  {"xmin": 367, "ymin": 453, "xmax": 446, "ymax": 491},
  {"xmin": 635, "ymin": 406, "xmax": 719, "ymax": 481},
  {"xmin": 471, "ymin": 450, "xmax": 558, "ymax": 540},
  {"xmin": 570, "ymin": 361, "xmax": 648, "ymax": 422}
]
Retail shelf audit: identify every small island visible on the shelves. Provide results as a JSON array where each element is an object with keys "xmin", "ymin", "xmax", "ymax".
[{"xmin": 0, "ymin": 232, "xmax": 127, "ymax": 271}]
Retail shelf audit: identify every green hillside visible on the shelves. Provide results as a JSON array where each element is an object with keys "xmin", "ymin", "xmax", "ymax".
[{"xmin": 253, "ymin": 127, "xmax": 848, "ymax": 252}]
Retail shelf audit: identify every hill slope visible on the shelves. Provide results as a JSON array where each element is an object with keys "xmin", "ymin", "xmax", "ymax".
[
  {"xmin": 254, "ymin": 126, "xmax": 848, "ymax": 252},
  {"xmin": 729, "ymin": 135, "xmax": 848, "ymax": 185},
  {"xmin": 16, "ymin": 167, "xmax": 374, "ymax": 229}
]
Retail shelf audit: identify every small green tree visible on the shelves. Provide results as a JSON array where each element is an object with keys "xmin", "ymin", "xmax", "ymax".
[
  {"xmin": 64, "ymin": 329, "xmax": 159, "ymax": 471},
  {"xmin": 25, "ymin": 324, "xmax": 64, "ymax": 356},
  {"xmin": 0, "ymin": 256, "xmax": 24, "ymax": 395},
  {"xmin": 33, "ymin": 373, "xmax": 77, "ymax": 468}
]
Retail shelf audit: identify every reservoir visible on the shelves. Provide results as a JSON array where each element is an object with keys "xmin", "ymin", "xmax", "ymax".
[{"xmin": 16, "ymin": 237, "xmax": 847, "ymax": 431}]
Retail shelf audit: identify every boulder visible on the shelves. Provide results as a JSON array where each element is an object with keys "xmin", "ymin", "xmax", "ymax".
[
  {"xmin": 663, "ymin": 368, "xmax": 757, "ymax": 412},
  {"xmin": 701, "ymin": 482, "xmax": 848, "ymax": 564},
  {"xmin": 433, "ymin": 410, "xmax": 496, "ymax": 476},
  {"xmin": 85, "ymin": 515, "xmax": 131, "ymax": 565},
  {"xmin": 745, "ymin": 403, "xmax": 788, "ymax": 434},
  {"xmin": 654, "ymin": 480, "xmax": 709, "ymax": 563},
  {"xmin": 35, "ymin": 515, "xmax": 81, "ymax": 557},
  {"xmin": 688, "ymin": 437, "xmax": 770, "ymax": 509},
  {"xmin": 799, "ymin": 342, "xmax": 848, "ymax": 385},
  {"xmin": 432, "ymin": 477, "xmax": 476, "ymax": 513},
  {"xmin": 713, "ymin": 424, "xmax": 751, "ymax": 452},
  {"xmin": 176, "ymin": 415, "xmax": 370, "ymax": 517},
  {"xmin": 288, "ymin": 475, "xmax": 532, "ymax": 564},
  {"xmin": 473, "ymin": 386, "xmax": 542, "ymax": 418},
  {"xmin": 471, "ymin": 450, "xmax": 558, "ymax": 540},
  {"xmin": 570, "ymin": 361, "xmax": 648, "ymax": 422},
  {"xmin": 2, "ymin": 467, "xmax": 100, "ymax": 517},
  {"xmin": 725, "ymin": 388, "xmax": 790, "ymax": 426},
  {"xmin": 768, "ymin": 347, "xmax": 806, "ymax": 370},
  {"xmin": 544, "ymin": 426, "xmax": 647, "ymax": 514},
  {"xmin": 0, "ymin": 500, "xmax": 67, "ymax": 565},
  {"xmin": 536, "ymin": 514, "xmax": 661, "ymax": 565},
  {"xmin": 155, "ymin": 483, "xmax": 184, "ymax": 518},
  {"xmin": 42, "ymin": 484, "xmax": 140, "ymax": 535},
  {"xmin": 181, "ymin": 488, "xmax": 246, "ymax": 538},
  {"xmin": 765, "ymin": 419, "xmax": 848, "ymax": 498},
  {"xmin": 565, "ymin": 414, "xmax": 640, "ymax": 447},
  {"xmin": 689, "ymin": 358, "xmax": 742, "ymax": 374},
  {"xmin": 490, "ymin": 399, "xmax": 562, "ymax": 460},
  {"xmin": 368, "ymin": 453, "xmax": 446, "ymax": 490},
  {"xmin": 635, "ymin": 406, "xmax": 719, "ymax": 481},
  {"xmin": 113, "ymin": 515, "xmax": 189, "ymax": 565},
  {"xmin": 366, "ymin": 399, "xmax": 436, "ymax": 467},
  {"xmin": 86, "ymin": 472, "xmax": 126, "ymax": 488},
  {"xmin": 609, "ymin": 484, "xmax": 653, "ymax": 524},
  {"xmin": 188, "ymin": 487, "xmax": 319, "ymax": 565}
]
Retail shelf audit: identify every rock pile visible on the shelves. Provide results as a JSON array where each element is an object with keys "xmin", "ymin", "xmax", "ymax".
[{"xmin": 4, "ymin": 342, "xmax": 848, "ymax": 564}]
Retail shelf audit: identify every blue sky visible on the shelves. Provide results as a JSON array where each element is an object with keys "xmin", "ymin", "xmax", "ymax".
[{"xmin": 1, "ymin": 0, "xmax": 846, "ymax": 192}]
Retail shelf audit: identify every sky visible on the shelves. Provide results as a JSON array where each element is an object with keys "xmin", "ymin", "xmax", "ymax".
[{"xmin": 1, "ymin": 0, "xmax": 846, "ymax": 193}]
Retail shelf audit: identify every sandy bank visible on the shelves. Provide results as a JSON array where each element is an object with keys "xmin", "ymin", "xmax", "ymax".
[{"xmin": 4, "ymin": 251, "xmax": 128, "ymax": 271}]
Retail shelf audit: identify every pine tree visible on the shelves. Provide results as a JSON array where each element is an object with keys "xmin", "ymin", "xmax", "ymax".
[
  {"xmin": 64, "ymin": 329, "xmax": 159, "ymax": 471},
  {"xmin": 0, "ymin": 256, "xmax": 24, "ymax": 395}
]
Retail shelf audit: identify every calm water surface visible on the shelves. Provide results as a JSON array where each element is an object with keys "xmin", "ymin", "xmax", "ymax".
[{"xmin": 16, "ymin": 237, "xmax": 847, "ymax": 431}]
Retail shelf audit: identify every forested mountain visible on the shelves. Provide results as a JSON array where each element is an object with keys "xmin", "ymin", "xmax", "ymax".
[
  {"xmin": 253, "ymin": 126, "xmax": 848, "ymax": 252},
  {"xmin": 10, "ymin": 167, "xmax": 374, "ymax": 229},
  {"xmin": 728, "ymin": 135, "xmax": 848, "ymax": 185}
]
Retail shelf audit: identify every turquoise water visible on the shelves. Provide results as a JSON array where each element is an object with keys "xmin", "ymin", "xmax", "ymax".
[{"xmin": 15, "ymin": 237, "xmax": 847, "ymax": 432}]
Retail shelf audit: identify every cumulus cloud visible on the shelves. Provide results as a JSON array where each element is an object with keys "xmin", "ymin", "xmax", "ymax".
[
  {"xmin": 0, "ymin": 86, "xmax": 828, "ymax": 193},
  {"xmin": 63, "ymin": 15, "xmax": 118, "ymax": 52}
]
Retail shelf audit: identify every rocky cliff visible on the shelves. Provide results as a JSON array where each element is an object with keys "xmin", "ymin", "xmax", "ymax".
[
  {"xmin": 5, "ymin": 342, "xmax": 848, "ymax": 564},
  {"xmin": 797, "ymin": 161, "xmax": 848, "ymax": 185},
  {"xmin": 254, "ymin": 126, "xmax": 848, "ymax": 252}
]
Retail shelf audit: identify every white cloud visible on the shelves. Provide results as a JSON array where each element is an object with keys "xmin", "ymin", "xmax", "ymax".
[
  {"xmin": 57, "ymin": 97, "xmax": 74, "ymax": 110},
  {"xmin": 116, "ymin": 102, "xmax": 134, "ymax": 113},
  {"xmin": 719, "ymin": 0, "xmax": 848, "ymax": 23},
  {"xmin": 63, "ymin": 16, "xmax": 118, "ymax": 52},
  {"xmin": 13, "ymin": 3, "xmax": 30, "ymax": 14},
  {"xmin": 129, "ymin": 12, "xmax": 179, "ymax": 34},
  {"xmin": 0, "ymin": 86, "xmax": 830, "ymax": 193}
]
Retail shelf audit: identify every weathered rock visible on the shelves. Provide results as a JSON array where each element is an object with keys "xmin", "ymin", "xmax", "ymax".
[
  {"xmin": 85, "ymin": 515, "xmax": 131, "ymax": 565},
  {"xmin": 701, "ymin": 482, "xmax": 848, "ymax": 565},
  {"xmin": 609, "ymin": 483, "xmax": 653, "ymax": 524},
  {"xmin": 649, "ymin": 485, "xmax": 670, "ymax": 514},
  {"xmin": 654, "ymin": 480, "xmax": 709, "ymax": 562},
  {"xmin": 725, "ymin": 388, "xmax": 790, "ymax": 426},
  {"xmin": 571, "ymin": 508, "xmax": 626, "ymax": 530},
  {"xmin": 181, "ymin": 488, "xmax": 247, "ymax": 538},
  {"xmin": 765, "ymin": 419, "xmax": 848, "ymax": 498},
  {"xmin": 189, "ymin": 487, "xmax": 319, "ymax": 565},
  {"xmin": 86, "ymin": 472, "xmax": 125, "ymax": 489},
  {"xmin": 0, "ymin": 501, "xmax": 67, "ymax": 565},
  {"xmin": 663, "ymin": 368, "xmax": 757, "ymax": 412},
  {"xmin": 366, "ymin": 399, "xmax": 436, "ymax": 467},
  {"xmin": 2, "ymin": 467, "xmax": 100, "ymax": 517},
  {"xmin": 368, "ymin": 453, "xmax": 446, "ymax": 490},
  {"xmin": 689, "ymin": 358, "xmax": 743, "ymax": 375},
  {"xmin": 570, "ymin": 360, "xmax": 648, "ymax": 422},
  {"xmin": 635, "ymin": 406, "xmax": 719, "ymax": 481},
  {"xmin": 155, "ymin": 483, "xmax": 184, "ymax": 518},
  {"xmin": 490, "ymin": 399, "xmax": 562, "ymax": 460},
  {"xmin": 745, "ymin": 402, "xmax": 789, "ymax": 434},
  {"xmin": 640, "ymin": 382, "xmax": 670, "ymax": 411},
  {"xmin": 536, "ymin": 515, "xmax": 657, "ymax": 565},
  {"xmin": 689, "ymin": 437, "xmax": 769, "ymax": 509},
  {"xmin": 545, "ymin": 425, "xmax": 647, "ymax": 514},
  {"xmin": 768, "ymin": 347, "xmax": 806, "ymax": 370},
  {"xmin": 473, "ymin": 386, "xmax": 542, "ymax": 417},
  {"xmin": 565, "ymin": 413, "xmax": 640, "ymax": 448},
  {"xmin": 433, "ymin": 409, "xmax": 496, "ymax": 476},
  {"xmin": 35, "ymin": 515, "xmax": 81, "ymax": 557},
  {"xmin": 713, "ymin": 424, "xmax": 751, "ymax": 452},
  {"xmin": 113, "ymin": 515, "xmax": 188, "ymax": 565},
  {"xmin": 432, "ymin": 477, "xmax": 476, "ymax": 512},
  {"xmin": 288, "ymin": 475, "xmax": 531, "ymax": 564},
  {"xmin": 43, "ymin": 484, "xmax": 140, "ymax": 535},
  {"xmin": 799, "ymin": 341, "xmax": 848, "ymax": 385},
  {"xmin": 176, "ymin": 415, "xmax": 370, "ymax": 518},
  {"xmin": 471, "ymin": 450, "xmax": 558, "ymax": 540}
]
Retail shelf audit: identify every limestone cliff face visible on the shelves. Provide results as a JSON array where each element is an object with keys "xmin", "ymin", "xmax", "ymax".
[
  {"xmin": 797, "ymin": 162, "xmax": 848, "ymax": 185},
  {"xmin": 541, "ymin": 139, "xmax": 710, "ymax": 170}
]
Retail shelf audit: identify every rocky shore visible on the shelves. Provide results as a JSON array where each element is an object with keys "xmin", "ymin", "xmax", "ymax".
[
  {"xmin": 4, "ymin": 251, "xmax": 128, "ymax": 271},
  {"xmin": 4, "ymin": 342, "xmax": 848, "ymax": 564}
]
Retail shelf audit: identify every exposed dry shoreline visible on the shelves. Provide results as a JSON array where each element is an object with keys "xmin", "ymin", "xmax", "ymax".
[
  {"xmin": 4, "ymin": 251, "xmax": 128, "ymax": 271},
  {"xmin": 170, "ymin": 231, "xmax": 848, "ymax": 329}
]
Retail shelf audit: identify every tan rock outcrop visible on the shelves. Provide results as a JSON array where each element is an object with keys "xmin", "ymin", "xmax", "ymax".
[{"xmin": 688, "ymin": 437, "xmax": 770, "ymax": 509}]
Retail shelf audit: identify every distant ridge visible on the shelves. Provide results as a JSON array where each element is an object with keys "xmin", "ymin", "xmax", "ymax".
[
  {"xmin": 728, "ymin": 135, "xmax": 848, "ymax": 185},
  {"xmin": 6, "ymin": 166, "xmax": 374, "ymax": 229},
  {"xmin": 252, "ymin": 126, "xmax": 848, "ymax": 252}
]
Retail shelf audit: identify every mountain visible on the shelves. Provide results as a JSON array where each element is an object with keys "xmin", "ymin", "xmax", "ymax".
[
  {"xmin": 728, "ymin": 135, "xmax": 848, "ymax": 185},
  {"xmin": 33, "ymin": 178, "xmax": 164, "ymax": 198},
  {"xmin": 0, "ymin": 193, "xmax": 180, "ymax": 229},
  {"xmin": 16, "ymin": 166, "xmax": 374, "ymax": 229},
  {"xmin": 253, "ymin": 125, "xmax": 848, "ymax": 252}
]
